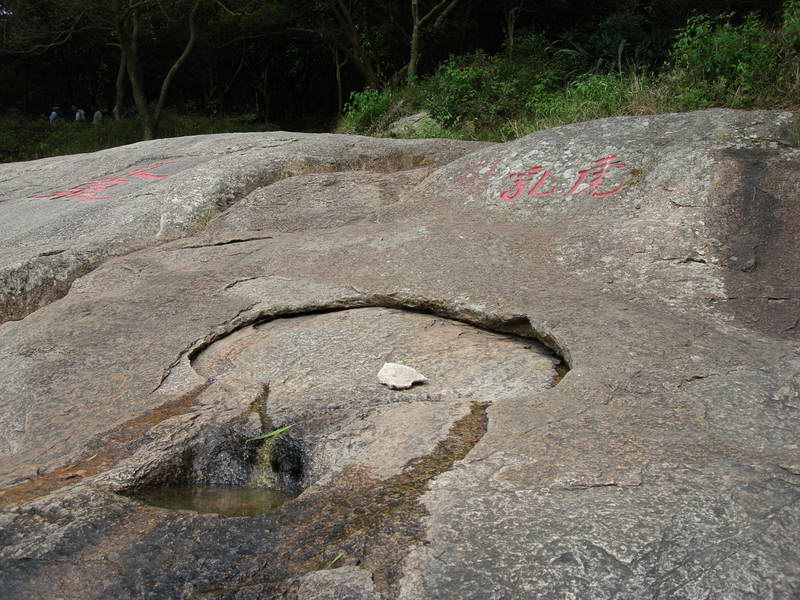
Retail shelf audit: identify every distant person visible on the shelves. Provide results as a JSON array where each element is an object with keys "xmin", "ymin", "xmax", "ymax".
[
  {"xmin": 92, "ymin": 107, "xmax": 103, "ymax": 125},
  {"xmin": 49, "ymin": 107, "xmax": 60, "ymax": 124},
  {"xmin": 73, "ymin": 105, "xmax": 86, "ymax": 121}
]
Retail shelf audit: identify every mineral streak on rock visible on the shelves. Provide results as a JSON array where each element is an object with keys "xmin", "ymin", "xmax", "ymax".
[{"xmin": 377, "ymin": 362, "xmax": 428, "ymax": 389}]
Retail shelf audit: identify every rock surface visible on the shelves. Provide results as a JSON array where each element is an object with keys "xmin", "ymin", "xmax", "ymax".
[
  {"xmin": 387, "ymin": 111, "xmax": 437, "ymax": 136},
  {"xmin": 0, "ymin": 109, "xmax": 799, "ymax": 599},
  {"xmin": 0, "ymin": 133, "xmax": 485, "ymax": 323}
]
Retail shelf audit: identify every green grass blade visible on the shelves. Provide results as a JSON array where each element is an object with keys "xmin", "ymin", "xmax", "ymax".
[
  {"xmin": 324, "ymin": 551, "xmax": 344, "ymax": 569},
  {"xmin": 246, "ymin": 424, "xmax": 295, "ymax": 443}
]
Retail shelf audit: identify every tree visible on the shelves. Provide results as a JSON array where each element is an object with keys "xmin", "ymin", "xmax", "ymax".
[
  {"xmin": 293, "ymin": 0, "xmax": 384, "ymax": 88},
  {"xmin": 111, "ymin": 0, "xmax": 203, "ymax": 139},
  {"xmin": 408, "ymin": 0, "xmax": 463, "ymax": 81},
  {"xmin": 0, "ymin": 0, "xmax": 89, "ymax": 56}
]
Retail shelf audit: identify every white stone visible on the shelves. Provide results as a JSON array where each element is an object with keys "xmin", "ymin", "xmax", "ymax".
[{"xmin": 377, "ymin": 362, "xmax": 428, "ymax": 390}]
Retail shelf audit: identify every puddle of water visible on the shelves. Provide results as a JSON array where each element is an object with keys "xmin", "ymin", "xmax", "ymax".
[{"xmin": 130, "ymin": 485, "xmax": 296, "ymax": 517}]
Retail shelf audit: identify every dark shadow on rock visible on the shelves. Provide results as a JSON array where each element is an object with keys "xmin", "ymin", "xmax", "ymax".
[{"xmin": 706, "ymin": 148, "xmax": 800, "ymax": 337}]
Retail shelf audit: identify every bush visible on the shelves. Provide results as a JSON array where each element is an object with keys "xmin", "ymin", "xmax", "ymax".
[
  {"xmin": 339, "ymin": 6, "xmax": 798, "ymax": 143},
  {"xmin": 782, "ymin": 0, "xmax": 800, "ymax": 48},
  {"xmin": 422, "ymin": 55, "xmax": 491, "ymax": 127},
  {"xmin": 670, "ymin": 12, "xmax": 782, "ymax": 108},
  {"xmin": 422, "ymin": 41, "xmax": 568, "ymax": 129},
  {"xmin": 341, "ymin": 88, "xmax": 394, "ymax": 134},
  {"xmin": 526, "ymin": 73, "xmax": 630, "ymax": 124}
]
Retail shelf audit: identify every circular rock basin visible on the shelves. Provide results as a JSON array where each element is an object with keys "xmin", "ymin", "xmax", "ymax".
[
  {"xmin": 183, "ymin": 306, "xmax": 561, "ymax": 491},
  {"xmin": 131, "ymin": 485, "xmax": 296, "ymax": 517},
  {"xmin": 192, "ymin": 307, "xmax": 559, "ymax": 405}
]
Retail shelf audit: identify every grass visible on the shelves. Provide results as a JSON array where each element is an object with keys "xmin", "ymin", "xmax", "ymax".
[
  {"xmin": 247, "ymin": 424, "xmax": 295, "ymax": 443},
  {"xmin": 0, "ymin": 113, "xmax": 276, "ymax": 163},
  {"xmin": 323, "ymin": 551, "xmax": 344, "ymax": 569}
]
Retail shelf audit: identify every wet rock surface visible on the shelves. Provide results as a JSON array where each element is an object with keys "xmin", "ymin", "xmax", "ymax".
[
  {"xmin": 191, "ymin": 307, "xmax": 556, "ymax": 487},
  {"xmin": 0, "ymin": 109, "xmax": 799, "ymax": 599}
]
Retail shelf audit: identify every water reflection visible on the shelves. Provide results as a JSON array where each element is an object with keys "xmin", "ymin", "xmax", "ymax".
[{"xmin": 131, "ymin": 485, "xmax": 296, "ymax": 517}]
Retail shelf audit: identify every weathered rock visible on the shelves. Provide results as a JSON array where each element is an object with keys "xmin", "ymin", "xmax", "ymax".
[
  {"xmin": 294, "ymin": 566, "xmax": 379, "ymax": 600},
  {"xmin": 387, "ymin": 111, "xmax": 437, "ymax": 136},
  {"xmin": 0, "ymin": 109, "xmax": 799, "ymax": 599},
  {"xmin": 205, "ymin": 168, "xmax": 430, "ymax": 234},
  {"xmin": 0, "ymin": 133, "xmax": 487, "ymax": 324},
  {"xmin": 189, "ymin": 307, "xmax": 555, "ymax": 487},
  {"xmin": 377, "ymin": 362, "xmax": 428, "ymax": 390}
]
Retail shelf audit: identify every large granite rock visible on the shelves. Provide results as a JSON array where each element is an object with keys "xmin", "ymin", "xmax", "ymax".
[
  {"xmin": 0, "ymin": 109, "xmax": 798, "ymax": 599},
  {"xmin": 0, "ymin": 133, "xmax": 485, "ymax": 323}
]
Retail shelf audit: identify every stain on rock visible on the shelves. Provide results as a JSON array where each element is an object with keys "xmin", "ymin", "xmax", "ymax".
[{"xmin": 706, "ymin": 149, "xmax": 800, "ymax": 337}]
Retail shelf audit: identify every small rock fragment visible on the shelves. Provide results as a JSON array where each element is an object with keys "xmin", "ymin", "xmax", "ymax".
[{"xmin": 377, "ymin": 362, "xmax": 428, "ymax": 390}]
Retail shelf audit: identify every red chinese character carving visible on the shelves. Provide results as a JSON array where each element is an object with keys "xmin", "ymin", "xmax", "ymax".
[
  {"xmin": 500, "ymin": 166, "xmax": 555, "ymax": 201},
  {"xmin": 124, "ymin": 161, "xmax": 179, "ymax": 180},
  {"xmin": 567, "ymin": 155, "xmax": 627, "ymax": 197},
  {"xmin": 28, "ymin": 161, "xmax": 180, "ymax": 202},
  {"xmin": 28, "ymin": 177, "xmax": 127, "ymax": 201},
  {"xmin": 450, "ymin": 158, "xmax": 501, "ymax": 200}
]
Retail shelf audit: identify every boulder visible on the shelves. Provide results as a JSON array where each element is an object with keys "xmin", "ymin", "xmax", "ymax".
[
  {"xmin": 0, "ymin": 133, "xmax": 486, "ymax": 324},
  {"xmin": 387, "ymin": 111, "xmax": 437, "ymax": 137},
  {"xmin": 0, "ymin": 109, "xmax": 798, "ymax": 599}
]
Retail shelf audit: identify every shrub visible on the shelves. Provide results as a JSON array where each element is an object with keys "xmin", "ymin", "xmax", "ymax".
[
  {"xmin": 526, "ymin": 73, "xmax": 629, "ymax": 124},
  {"xmin": 783, "ymin": 0, "xmax": 800, "ymax": 48},
  {"xmin": 341, "ymin": 88, "xmax": 394, "ymax": 134},
  {"xmin": 670, "ymin": 12, "xmax": 782, "ymax": 108},
  {"xmin": 422, "ymin": 42, "xmax": 568, "ymax": 129}
]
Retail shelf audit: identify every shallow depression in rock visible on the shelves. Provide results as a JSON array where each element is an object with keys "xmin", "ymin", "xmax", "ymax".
[
  {"xmin": 191, "ymin": 306, "xmax": 561, "ymax": 402},
  {"xmin": 130, "ymin": 485, "xmax": 297, "ymax": 517},
  {"xmin": 127, "ymin": 306, "xmax": 564, "ymax": 509}
]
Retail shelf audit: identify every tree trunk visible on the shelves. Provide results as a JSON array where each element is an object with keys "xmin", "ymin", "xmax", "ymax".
[
  {"xmin": 332, "ymin": 0, "xmax": 380, "ymax": 88},
  {"xmin": 113, "ymin": 48, "xmax": 126, "ymax": 120},
  {"xmin": 332, "ymin": 46, "xmax": 347, "ymax": 114},
  {"xmin": 505, "ymin": 2, "xmax": 523, "ymax": 57},
  {"xmin": 222, "ymin": 44, "xmax": 248, "ymax": 112},
  {"xmin": 261, "ymin": 65, "xmax": 270, "ymax": 123},
  {"xmin": 112, "ymin": 0, "xmax": 201, "ymax": 140},
  {"xmin": 407, "ymin": 0, "xmax": 462, "ymax": 83},
  {"xmin": 408, "ymin": 1, "xmax": 421, "ymax": 81},
  {"xmin": 153, "ymin": 0, "xmax": 201, "ymax": 127},
  {"xmin": 114, "ymin": 3, "xmax": 155, "ymax": 139}
]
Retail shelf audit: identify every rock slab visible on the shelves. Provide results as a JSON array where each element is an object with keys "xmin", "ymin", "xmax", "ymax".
[{"xmin": 0, "ymin": 109, "xmax": 798, "ymax": 599}]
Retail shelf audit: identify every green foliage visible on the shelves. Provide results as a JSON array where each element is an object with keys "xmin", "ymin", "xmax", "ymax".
[
  {"xmin": 0, "ymin": 114, "xmax": 272, "ymax": 163},
  {"xmin": 0, "ymin": 116, "xmax": 48, "ymax": 163},
  {"xmin": 4, "ymin": 3, "xmax": 798, "ymax": 159},
  {"xmin": 784, "ymin": 0, "xmax": 800, "ymax": 47},
  {"xmin": 670, "ymin": 12, "xmax": 783, "ymax": 108},
  {"xmin": 421, "ymin": 35, "xmax": 568, "ymax": 129},
  {"xmin": 527, "ymin": 73, "xmax": 628, "ymax": 122},
  {"xmin": 341, "ymin": 88, "xmax": 395, "ymax": 134},
  {"xmin": 421, "ymin": 54, "xmax": 493, "ymax": 127}
]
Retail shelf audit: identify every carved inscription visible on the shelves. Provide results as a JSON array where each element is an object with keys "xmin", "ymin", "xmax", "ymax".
[
  {"xmin": 28, "ymin": 161, "xmax": 180, "ymax": 202},
  {"xmin": 501, "ymin": 155, "xmax": 628, "ymax": 201}
]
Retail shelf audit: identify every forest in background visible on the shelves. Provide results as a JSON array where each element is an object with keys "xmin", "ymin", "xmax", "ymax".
[{"xmin": 1, "ymin": 0, "xmax": 798, "ymax": 162}]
